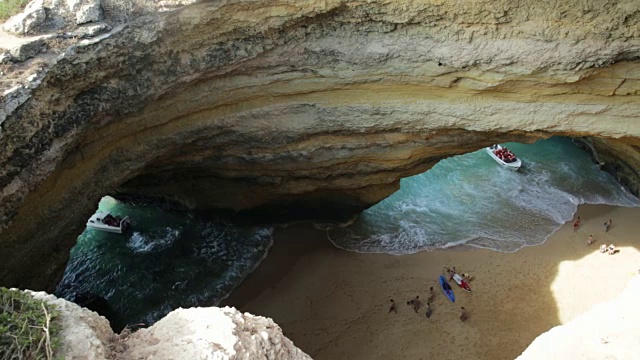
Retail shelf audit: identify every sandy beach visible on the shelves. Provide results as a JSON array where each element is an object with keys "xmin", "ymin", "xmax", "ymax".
[{"xmin": 223, "ymin": 204, "xmax": 640, "ymax": 360}]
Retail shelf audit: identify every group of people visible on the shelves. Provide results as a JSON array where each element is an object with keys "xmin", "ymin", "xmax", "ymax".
[
  {"xmin": 388, "ymin": 289, "xmax": 468, "ymax": 322},
  {"xmin": 578, "ymin": 217, "xmax": 617, "ymax": 255},
  {"xmin": 599, "ymin": 243, "xmax": 616, "ymax": 255},
  {"xmin": 389, "ymin": 286, "xmax": 436, "ymax": 317},
  {"xmin": 576, "ymin": 217, "xmax": 612, "ymax": 234},
  {"xmin": 444, "ymin": 266, "xmax": 472, "ymax": 283},
  {"xmin": 101, "ymin": 214, "xmax": 122, "ymax": 227},
  {"xmin": 491, "ymin": 145, "xmax": 517, "ymax": 163},
  {"xmin": 388, "ymin": 266, "xmax": 472, "ymax": 322}
]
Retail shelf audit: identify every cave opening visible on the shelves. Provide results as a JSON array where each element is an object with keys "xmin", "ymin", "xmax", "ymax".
[
  {"xmin": 53, "ymin": 136, "xmax": 639, "ymax": 333},
  {"xmin": 326, "ymin": 136, "xmax": 639, "ymax": 254},
  {"xmin": 54, "ymin": 195, "xmax": 273, "ymax": 332}
]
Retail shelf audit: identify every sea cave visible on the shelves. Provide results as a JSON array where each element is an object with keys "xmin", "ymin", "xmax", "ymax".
[{"xmin": 2, "ymin": 0, "xmax": 640, "ymax": 359}]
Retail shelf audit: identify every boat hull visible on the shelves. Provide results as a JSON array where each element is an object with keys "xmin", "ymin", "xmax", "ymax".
[
  {"xmin": 86, "ymin": 212, "xmax": 130, "ymax": 234},
  {"xmin": 485, "ymin": 146, "xmax": 521, "ymax": 170},
  {"xmin": 86, "ymin": 223, "xmax": 123, "ymax": 234}
]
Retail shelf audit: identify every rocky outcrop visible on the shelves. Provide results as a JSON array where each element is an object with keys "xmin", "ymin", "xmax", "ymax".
[
  {"xmin": 66, "ymin": 0, "xmax": 103, "ymax": 25},
  {"xmin": 579, "ymin": 136, "xmax": 640, "ymax": 196},
  {"xmin": 517, "ymin": 276, "xmax": 640, "ymax": 360},
  {"xmin": 25, "ymin": 290, "xmax": 310, "ymax": 359},
  {"xmin": 124, "ymin": 307, "xmax": 311, "ymax": 359},
  {"xmin": 2, "ymin": 0, "xmax": 640, "ymax": 291},
  {"xmin": 2, "ymin": 0, "xmax": 46, "ymax": 35},
  {"xmin": 27, "ymin": 290, "xmax": 115, "ymax": 359},
  {"xmin": 2, "ymin": 0, "xmax": 102, "ymax": 35}
]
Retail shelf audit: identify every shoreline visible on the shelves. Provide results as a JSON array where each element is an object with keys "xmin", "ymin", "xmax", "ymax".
[{"xmin": 223, "ymin": 204, "xmax": 640, "ymax": 360}]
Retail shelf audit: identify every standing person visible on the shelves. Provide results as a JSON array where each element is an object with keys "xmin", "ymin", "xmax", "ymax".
[
  {"xmin": 460, "ymin": 307, "xmax": 469, "ymax": 322},
  {"xmin": 407, "ymin": 296, "xmax": 421, "ymax": 313},
  {"xmin": 413, "ymin": 296, "xmax": 421, "ymax": 313},
  {"xmin": 427, "ymin": 287, "xmax": 435, "ymax": 303},
  {"xmin": 587, "ymin": 234, "xmax": 594, "ymax": 246},
  {"xmin": 443, "ymin": 266, "xmax": 451, "ymax": 276},
  {"xmin": 573, "ymin": 216, "xmax": 581, "ymax": 231},
  {"xmin": 425, "ymin": 302, "xmax": 433, "ymax": 318},
  {"xmin": 388, "ymin": 299, "xmax": 397, "ymax": 314},
  {"xmin": 604, "ymin": 219, "xmax": 612, "ymax": 232}
]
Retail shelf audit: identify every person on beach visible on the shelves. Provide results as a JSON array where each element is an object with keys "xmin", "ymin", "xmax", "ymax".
[
  {"xmin": 604, "ymin": 219, "xmax": 612, "ymax": 232},
  {"xmin": 427, "ymin": 287, "xmax": 435, "ymax": 303},
  {"xmin": 443, "ymin": 265, "xmax": 451, "ymax": 276},
  {"xmin": 389, "ymin": 299, "xmax": 397, "ymax": 314},
  {"xmin": 600, "ymin": 244, "xmax": 608, "ymax": 253},
  {"xmin": 407, "ymin": 296, "xmax": 421, "ymax": 313},
  {"xmin": 587, "ymin": 234, "xmax": 594, "ymax": 246},
  {"xmin": 425, "ymin": 302, "xmax": 433, "ymax": 318},
  {"xmin": 447, "ymin": 267, "xmax": 455, "ymax": 281},
  {"xmin": 573, "ymin": 216, "xmax": 581, "ymax": 231},
  {"xmin": 608, "ymin": 244, "xmax": 616, "ymax": 255},
  {"xmin": 460, "ymin": 307, "xmax": 469, "ymax": 322}
]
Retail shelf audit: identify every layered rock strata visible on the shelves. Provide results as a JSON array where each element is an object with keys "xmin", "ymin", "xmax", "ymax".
[{"xmin": 2, "ymin": 0, "xmax": 640, "ymax": 291}]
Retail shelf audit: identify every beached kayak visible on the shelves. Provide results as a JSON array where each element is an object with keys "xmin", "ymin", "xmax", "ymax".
[
  {"xmin": 452, "ymin": 273, "xmax": 472, "ymax": 292},
  {"xmin": 439, "ymin": 275, "xmax": 455, "ymax": 302}
]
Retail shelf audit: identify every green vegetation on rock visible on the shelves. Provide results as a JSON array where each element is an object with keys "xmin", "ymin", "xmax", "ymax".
[
  {"xmin": 0, "ymin": 0, "xmax": 29, "ymax": 21},
  {"xmin": 0, "ymin": 288, "xmax": 61, "ymax": 360}
]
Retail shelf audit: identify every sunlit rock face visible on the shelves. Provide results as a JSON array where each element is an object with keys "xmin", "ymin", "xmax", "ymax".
[
  {"xmin": 2, "ymin": 0, "xmax": 640, "ymax": 290},
  {"xmin": 124, "ymin": 306, "xmax": 311, "ymax": 359},
  {"xmin": 516, "ymin": 277, "xmax": 640, "ymax": 360}
]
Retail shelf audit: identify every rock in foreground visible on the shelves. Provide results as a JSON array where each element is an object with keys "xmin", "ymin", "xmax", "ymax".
[
  {"xmin": 26, "ymin": 291, "xmax": 311, "ymax": 359},
  {"xmin": 124, "ymin": 306, "xmax": 312, "ymax": 360}
]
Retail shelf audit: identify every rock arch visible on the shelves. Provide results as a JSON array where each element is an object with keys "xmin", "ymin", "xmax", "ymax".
[{"xmin": 2, "ymin": 0, "xmax": 640, "ymax": 291}]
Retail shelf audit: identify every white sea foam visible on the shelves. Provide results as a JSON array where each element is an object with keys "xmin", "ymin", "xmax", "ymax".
[
  {"xmin": 127, "ymin": 228, "xmax": 180, "ymax": 253},
  {"xmin": 57, "ymin": 204, "xmax": 274, "ymax": 330},
  {"xmin": 327, "ymin": 137, "xmax": 639, "ymax": 254}
]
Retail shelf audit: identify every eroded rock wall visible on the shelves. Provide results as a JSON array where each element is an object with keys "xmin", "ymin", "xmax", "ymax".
[{"xmin": 2, "ymin": 0, "xmax": 640, "ymax": 290}]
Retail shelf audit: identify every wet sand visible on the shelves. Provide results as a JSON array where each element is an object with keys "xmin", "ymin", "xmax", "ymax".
[{"xmin": 223, "ymin": 204, "xmax": 640, "ymax": 360}]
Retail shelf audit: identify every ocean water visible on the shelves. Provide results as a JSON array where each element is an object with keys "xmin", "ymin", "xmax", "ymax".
[
  {"xmin": 55, "ymin": 197, "xmax": 273, "ymax": 330},
  {"xmin": 327, "ymin": 137, "xmax": 640, "ymax": 254},
  {"xmin": 56, "ymin": 137, "xmax": 638, "ymax": 329}
]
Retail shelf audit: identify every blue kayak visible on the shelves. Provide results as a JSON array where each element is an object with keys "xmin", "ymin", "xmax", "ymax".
[{"xmin": 439, "ymin": 275, "xmax": 455, "ymax": 302}]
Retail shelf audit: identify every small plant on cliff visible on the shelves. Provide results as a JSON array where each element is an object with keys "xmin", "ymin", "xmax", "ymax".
[
  {"xmin": 0, "ymin": 288, "xmax": 61, "ymax": 360},
  {"xmin": 0, "ymin": 0, "xmax": 29, "ymax": 21}
]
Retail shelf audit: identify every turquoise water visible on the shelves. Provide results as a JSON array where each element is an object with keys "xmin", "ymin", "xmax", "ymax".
[
  {"xmin": 327, "ymin": 137, "xmax": 639, "ymax": 253},
  {"xmin": 56, "ymin": 137, "xmax": 638, "ymax": 329},
  {"xmin": 55, "ymin": 197, "xmax": 272, "ymax": 330}
]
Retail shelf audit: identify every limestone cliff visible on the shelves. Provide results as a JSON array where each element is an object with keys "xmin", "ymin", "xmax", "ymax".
[
  {"xmin": 516, "ymin": 275, "xmax": 640, "ymax": 360},
  {"xmin": 28, "ymin": 290, "xmax": 310, "ymax": 359},
  {"xmin": 2, "ymin": 0, "xmax": 640, "ymax": 290}
]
